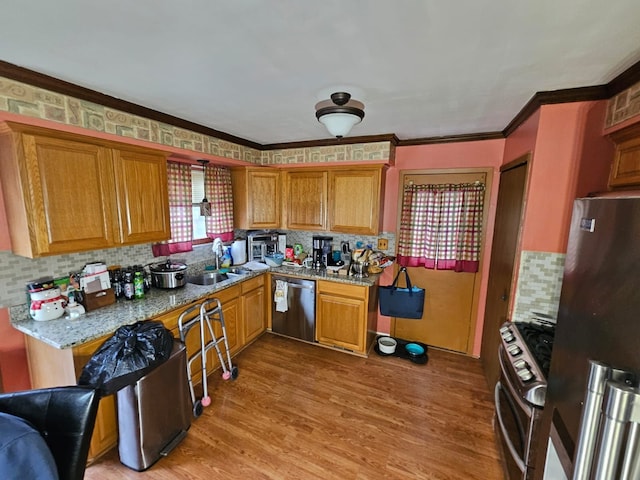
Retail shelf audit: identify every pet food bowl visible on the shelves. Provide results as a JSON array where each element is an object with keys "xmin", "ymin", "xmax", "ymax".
[
  {"xmin": 405, "ymin": 343, "xmax": 425, "ymax": 357},
  {"xmin": 377, "ymin": 336, "xmax": 397, "ymax": 354}
]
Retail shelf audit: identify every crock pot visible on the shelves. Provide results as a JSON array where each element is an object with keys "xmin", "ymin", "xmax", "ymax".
[{"xmin": 149, "ymin": 260, "xmax": 187, "ymax": 289}]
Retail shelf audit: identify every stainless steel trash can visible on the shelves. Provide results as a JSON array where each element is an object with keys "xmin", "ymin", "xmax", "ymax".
[{"xmin": 116, "ymin": 340, "xmax": 191, "ymax": 471}]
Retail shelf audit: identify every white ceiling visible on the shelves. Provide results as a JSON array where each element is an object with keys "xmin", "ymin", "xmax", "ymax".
[{"xmin": 2, "ymin": 1, "xmax": 640, "ymax": 145}]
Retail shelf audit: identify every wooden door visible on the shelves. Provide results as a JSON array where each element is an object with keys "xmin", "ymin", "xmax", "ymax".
[
  {"xmin": 112, "ymin": 147, "xmax": 170, "ymax": 244},
  {"xmin": 393, "ymin": 170, "xmax": 492, "ymax": 354},
  {"xmin": 480, "ymin": 155, "xmax": 529, "ymax": 389},
  {"xmin": 22, "ymin": 134, "xmax": 117, "ymax": 255},
  {"xmin": 329, "ymin": 167, "xmax": 383, "ymax": 235},
  {"xmin": 285, "ymin": 170, "xmax": 327, "ymax": 230}
]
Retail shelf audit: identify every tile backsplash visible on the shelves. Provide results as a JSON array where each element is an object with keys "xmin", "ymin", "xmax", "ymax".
[
  {"xmin": 511, "ymin": 250, "xmax": 566, "ymax": 323},
  {"xmin": 0, "ymin": 243, "xmax": 215, "ymax": 308},
  {"xmin": 0, "ymin": 229, "xmax": 397, "ymax": 308}
]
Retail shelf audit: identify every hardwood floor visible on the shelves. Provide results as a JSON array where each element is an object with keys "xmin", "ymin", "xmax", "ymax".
[{"xmin": 85, "ymin": 333, "xmax": 505, "ymax": 479}]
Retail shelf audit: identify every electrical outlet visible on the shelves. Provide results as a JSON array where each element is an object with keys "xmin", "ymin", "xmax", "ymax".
[{"xmin": 377, "ymin": 238, "xmax": 388, "ymax": 250}]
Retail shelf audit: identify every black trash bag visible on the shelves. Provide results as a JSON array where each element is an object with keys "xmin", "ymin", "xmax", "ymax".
[{"xmin": 78, "ymin": 320, "xmax": 174, "ymax": 396}]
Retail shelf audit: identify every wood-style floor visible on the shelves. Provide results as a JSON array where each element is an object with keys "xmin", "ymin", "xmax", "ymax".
[{"xmin": 85, "ymin": 333, "xmax": 505, "ymax": 479}]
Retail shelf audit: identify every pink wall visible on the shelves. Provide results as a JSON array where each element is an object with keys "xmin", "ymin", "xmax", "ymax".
[
  {"xmin": 379, "ymin": 139, "xmax": 506, "ymax": 356},
  {"xmin": 520, "ymin": 101, "xmax": 612, "ymax": 253}
]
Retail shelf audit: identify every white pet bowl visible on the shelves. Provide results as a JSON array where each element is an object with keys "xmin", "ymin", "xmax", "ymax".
[{"xmin": 378, "ymin": 336, "xmax": 397, "ymax": 354}]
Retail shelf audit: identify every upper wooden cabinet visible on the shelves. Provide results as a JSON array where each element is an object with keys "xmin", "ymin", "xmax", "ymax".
[
  {"xmin": 231, "ymin": 167, "xmax": 281, "ymax": 229},
  {"xmin": 0, "ymin": 122, "xmax": 170, "ymax": 258},
  {"xmin": 231, "ymin": 164, "xmax": 385, "ymax": 234},
  {"xmin": 112, "ymin": 147, "xmax": 170, "ymax": 244},
  {"xmin": 609, "ymin": 123, "xmax": 640, "ymax": 188},
  {"xmin": 328, "ymin": 166, "xmax": 385, "ymax": 235},
  {"xmin": 283, "ymin": 170, "xmax": 327, "ymax": 230}
]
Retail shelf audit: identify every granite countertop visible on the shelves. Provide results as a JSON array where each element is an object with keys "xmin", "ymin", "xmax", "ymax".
[{"xmin": 10, "ymin": 265, "xmax": 379, "ymax": 350}]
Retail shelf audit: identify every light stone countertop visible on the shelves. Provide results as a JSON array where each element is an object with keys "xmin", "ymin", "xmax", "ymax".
[{"xmin": 10, "ymin": 265, "xmax": 379, "ymax": 350}]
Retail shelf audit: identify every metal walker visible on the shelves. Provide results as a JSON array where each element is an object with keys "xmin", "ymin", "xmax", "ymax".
[{"xmin": 178, "ymin": 298, "xmax": 238, "ymax": 417}]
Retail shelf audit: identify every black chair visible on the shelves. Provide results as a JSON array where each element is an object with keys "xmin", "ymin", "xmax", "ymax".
[{"xmin": 0, "ymin": 386, "xmax": 100, "ymax": 480}]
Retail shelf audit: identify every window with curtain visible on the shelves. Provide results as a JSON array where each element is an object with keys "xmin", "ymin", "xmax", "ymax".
[
  {"xmin": 396, "ymin": 182, "xmax": 485, "ymax": 273},
  {"xmin": 153, "ymin": 162, "xmax": 235, "ymax": 256}
]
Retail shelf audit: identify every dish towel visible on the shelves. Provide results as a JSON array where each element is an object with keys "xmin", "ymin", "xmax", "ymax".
[{"xmin": 274, "ymin": 280, "xmax": 288, "ymax": 313}]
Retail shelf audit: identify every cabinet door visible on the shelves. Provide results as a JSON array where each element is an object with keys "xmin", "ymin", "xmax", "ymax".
[
  {"xmin": 73, "ymin": 335, "xmax": 118, "ymax": 462},
  {"xmin": 609, "ymin": 124, "xmax": 640, "ymax": 188},
  {"xmin": 214, "ymin": 297, "xmax": 241, "ymax": 358},
  {"xmin": 328, "ymin": 168, "xmax": 383, "ymax": 235},
  {"xmin": 18, "ymin": 134, "xmax": 117, "ymax": 256},
  {"xmin": 232, "ymin": 168, "xmax": 281, "ymax": 229},
  {"xmin": 112, "ymin": 147, "xmax": 170, "ymax": 244},
  {"xmin": 285, "ymin": 170, "xmax": 327, "ymax": 230},
  {"xmin": 316, "ymin": 291, "xmax": 366, "ymax": 353},
  {"xmin": 211, "ymin": 285, "xmax": 242, "ymax": 360},
  {"xmin": 243, "ymin": 284, "xmax": 266, "ymax": 344}
]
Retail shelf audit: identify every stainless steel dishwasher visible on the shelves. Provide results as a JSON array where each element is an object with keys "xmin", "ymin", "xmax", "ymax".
[{"xmin": 271, "ymin": 275, "xmax": 315, "ymax": 342}]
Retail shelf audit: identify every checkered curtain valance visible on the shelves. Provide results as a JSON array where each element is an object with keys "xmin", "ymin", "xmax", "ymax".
[{"xmin": 396, "ymin": 183, "xmax": 485, "ymax": 273}]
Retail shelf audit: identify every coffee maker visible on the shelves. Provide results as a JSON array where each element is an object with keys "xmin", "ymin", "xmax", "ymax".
[{"xmin": 312, "ymin": 235, "xmax": 333, "ymax": 269}]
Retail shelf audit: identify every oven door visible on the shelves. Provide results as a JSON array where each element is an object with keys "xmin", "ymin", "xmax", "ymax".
[
  {"xmin": 495, "ymin": 347, "xmax": 535, "ymax": 479},
  {"xmin": 495, "ymin": 380, "xmax": 527, "ymax": 479}
]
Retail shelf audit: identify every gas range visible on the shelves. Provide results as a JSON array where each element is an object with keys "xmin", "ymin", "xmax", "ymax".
[{"xmin": 499, "ymin": 320, "xmax": 556, "ymax": 408}]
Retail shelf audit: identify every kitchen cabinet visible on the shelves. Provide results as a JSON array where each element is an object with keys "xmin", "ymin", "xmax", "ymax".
[
  {"xmin": 316, "ymin": 280, "xmax": 378, "ymax": 355},
  {"xmin": 608, "ymin": 123, "xmax": 640, "ymax": 188},
  {"xmin": 0, "ymin": 122, "xmax": 170, "ymax": 258},
  {"xmin": 241, "ymin": 274, "xmax": 266, "ymax": 344},
  {"xmin": 231, "ymin": 167, "xmax": 281, "ymax": 229},
  {"xmin": 22, "ymin": 333, "xmax": 117, "ymax": 463},
  {"xmin": 72, "ymin": 336, "xmax": 118, "ymax": 462},
  {"xmin": 112, "ymin": 147, "xmax": 171, "ymax": 244},
  {"xmin": 283, "ymin": 170, "xmax": 327, "ymax": 230},
  {"xmin": 328, "ymin": 166, "xmax": 385, "ymax": 235}
]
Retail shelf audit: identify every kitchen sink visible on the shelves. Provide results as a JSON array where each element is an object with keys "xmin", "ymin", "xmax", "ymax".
[
  {"xmin": 226, "ymin": 267, "xmax": 251, "ymax": 278},
  {"xmin": 186, "ymin": 272, "xmax": 229, "ymax": 285}
]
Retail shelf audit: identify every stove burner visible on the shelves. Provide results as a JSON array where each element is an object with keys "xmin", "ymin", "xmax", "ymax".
[{"xmin": 515, "ymin": 322, "xmax": 555, "ymax": 378}]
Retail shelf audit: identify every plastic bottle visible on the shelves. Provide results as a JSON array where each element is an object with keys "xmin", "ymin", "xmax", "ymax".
[
  {"xmin": 123, "ymin": 270, "xmax": 134, "ymax": 300},
  {"xmin": 134, "ymin": 268, "xmax": 144, "ymax": 299}
]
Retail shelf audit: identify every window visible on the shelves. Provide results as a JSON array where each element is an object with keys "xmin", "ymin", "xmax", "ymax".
[
  {"xmin": 396, "ymin": 182, "xmax": 485, "ymax": 273},
  {"xmin": 191, "ymin": 167, "xmax": 207, "ymax": 241}
]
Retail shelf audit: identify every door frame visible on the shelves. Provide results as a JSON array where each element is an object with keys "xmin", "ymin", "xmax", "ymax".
[{"xmin": 391, "ymin": 167, "xmax": 494, "ymax": 355}]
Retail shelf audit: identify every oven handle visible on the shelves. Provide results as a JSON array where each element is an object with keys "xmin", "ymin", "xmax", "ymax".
[{"xmin": 495, "ymin": 381, "xmax": 526, "ymax": 473}]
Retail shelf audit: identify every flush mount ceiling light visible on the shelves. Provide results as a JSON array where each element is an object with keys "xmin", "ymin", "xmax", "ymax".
[
  {"xmin": 197, "ymin": 159, "xmax": 211, "ymax": 217},
  {"xmin": 315, "ymin": 92, "xmax": 365, "ymax": 138}
]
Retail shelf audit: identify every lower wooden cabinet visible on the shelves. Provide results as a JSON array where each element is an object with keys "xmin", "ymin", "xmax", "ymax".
[
  {"xmin": 241, "ymin": 275, "xmax": 266, "ymax": 344},
  {"xmin": 72, "ymin": 335, "xmax": 118, "ymax": 462},
  {"xmin": 316, "ymin": 280, "xmax": 378, "ymax": 355}
]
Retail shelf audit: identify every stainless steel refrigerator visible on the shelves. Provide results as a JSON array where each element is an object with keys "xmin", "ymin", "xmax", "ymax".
[{"xmin": 546, "ymin": 194, "xmax": 640, "ymax": 478}]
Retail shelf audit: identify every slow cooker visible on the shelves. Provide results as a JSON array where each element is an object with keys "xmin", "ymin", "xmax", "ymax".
[{"xmin": 149, "ymin": 260, "xmax": 188, "ymax": 289}]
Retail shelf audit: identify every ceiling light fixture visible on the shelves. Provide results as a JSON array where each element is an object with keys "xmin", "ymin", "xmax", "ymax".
[
  {"xmin": 315, "ymin": 92, "xmax": 365, "ymax": 138},
  {"xmin": 197, "ymin": 159, "xmax": 211, "ymax": 217}
]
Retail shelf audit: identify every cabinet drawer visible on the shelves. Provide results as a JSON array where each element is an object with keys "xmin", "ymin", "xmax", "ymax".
[
  {"xmin": 318, "ymin": 280, "xmax": 366, "ymax": 298},
  {"xmin": 241, "ymin": 274, "xmax": 264, "ymax": 293}
]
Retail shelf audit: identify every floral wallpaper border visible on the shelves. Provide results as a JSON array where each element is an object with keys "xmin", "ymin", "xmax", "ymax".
[
  {"xmin": 0, "ymin": 76, "xmax": 392, "ymax": 165},
  {"xmin": 606, "ymin": 79, "xmax": 640, "ymax": 129}
]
